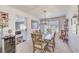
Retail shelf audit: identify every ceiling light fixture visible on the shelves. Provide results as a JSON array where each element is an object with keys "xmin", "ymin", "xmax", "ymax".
[{"xmin": 42, "ymin": 10, "xmax": 48, "ymax": 25}]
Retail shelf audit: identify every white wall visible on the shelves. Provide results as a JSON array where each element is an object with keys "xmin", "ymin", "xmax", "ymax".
[{"xmin": 66, "ymin": 5, "xmax": 79, "ymax": 52}]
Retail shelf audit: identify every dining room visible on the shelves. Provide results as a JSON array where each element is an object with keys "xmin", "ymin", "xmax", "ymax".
[{"xmin": 10, "ymin": 5, "xmax": 78, "ymax": 53}]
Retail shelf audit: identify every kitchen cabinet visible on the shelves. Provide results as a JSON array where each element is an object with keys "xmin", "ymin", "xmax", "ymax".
[{"xmin": 2, "ymin": 36, "xmax": 15, "ymax": 53}]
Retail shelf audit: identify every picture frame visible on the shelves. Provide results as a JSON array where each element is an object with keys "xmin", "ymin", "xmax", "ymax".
[{"xmin": 0, "ymin": 11, "xmax": 8, "ymax": 27}]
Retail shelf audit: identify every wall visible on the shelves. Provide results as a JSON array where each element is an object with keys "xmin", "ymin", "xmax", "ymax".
[{"xmin": 66, "ymin": 5, "xmax": 79, "ymax": 52}]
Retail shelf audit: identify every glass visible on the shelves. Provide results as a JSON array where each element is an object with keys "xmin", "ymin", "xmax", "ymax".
[{"xmin": 40, "ymin": 20, "xmax": 59, "ymax": 34}]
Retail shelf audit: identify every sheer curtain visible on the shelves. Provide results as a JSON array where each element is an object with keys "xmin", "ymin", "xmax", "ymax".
[{"xmin": 40, "ymin": 20, "xmax": 59, "ymax": 34}]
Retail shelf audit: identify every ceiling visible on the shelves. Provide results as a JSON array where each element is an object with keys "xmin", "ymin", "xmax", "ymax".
[{"xmin": 10, "ymin": 5, "xmax": 71, "ymax": 19}]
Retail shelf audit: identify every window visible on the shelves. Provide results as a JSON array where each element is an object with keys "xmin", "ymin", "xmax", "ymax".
[
  {"xmin": 31, "ymin": 20, "xmax": 39, "ymax": 29},
  {"xmin": 40, "ymin": 20, "xmax": 59, "ymax": 34}
]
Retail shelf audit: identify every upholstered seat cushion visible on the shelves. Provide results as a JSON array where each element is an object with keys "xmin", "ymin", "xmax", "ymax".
[
  {"xmin": 35, "ymin": 42, "xmax": 47, "ymax": 49},
  {"xmin": 48, "ymin": 43, "xmax": 54, "ymax": 47}
]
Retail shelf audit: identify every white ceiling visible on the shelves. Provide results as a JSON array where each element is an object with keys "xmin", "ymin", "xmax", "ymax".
[{"xmin": 10, "ymin": 5, "xmax": 71, "ymax": 19}]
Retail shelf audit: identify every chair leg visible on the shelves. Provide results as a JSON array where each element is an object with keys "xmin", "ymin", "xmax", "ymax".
[
  {"xmin": 44, "ymin": 46, "xmax": 46, "ymax": 53},
  {"xmin": 41, "ymin": 50, "xmax": 43, "ymax": 53},
  {"xmin": 53, "ymin": 48, "xmax": 54, "ymax": 52},
  {"xmin": 44, "ymin": 48, "xmax": 46, "ymax": 53},
  {"xmin": 43, "ymin": 48, "xmax": 46, "ymax": 53},
  {"xmin": 52, "ymin": 47, "xmax": 54, "ymax": 52},
  {"xmin": 33, "ymin": 48, "xmax": 36, "ymax": 53},
  {"xmin": 33, "ymin": 49, "xmax": 35, "ymax": 53}
]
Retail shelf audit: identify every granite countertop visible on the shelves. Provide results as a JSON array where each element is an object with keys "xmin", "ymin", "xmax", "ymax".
[{"xmin": 2, "ymin": 35, "xmax": 15, "ymax": 40}]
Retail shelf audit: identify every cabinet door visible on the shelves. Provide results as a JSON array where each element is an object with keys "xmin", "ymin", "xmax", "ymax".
[{"xmin": 4, "ymin": 37, "xmax": 15, "ymax": 53}]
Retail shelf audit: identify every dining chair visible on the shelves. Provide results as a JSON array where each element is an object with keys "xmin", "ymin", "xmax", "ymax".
[
  {"xmin": 46, "ymin": 32, "xmax": 56, "ymax": 52},
  {"xmin": 31, "ymin": 33, "xmax": 47, "ymax": 53}
]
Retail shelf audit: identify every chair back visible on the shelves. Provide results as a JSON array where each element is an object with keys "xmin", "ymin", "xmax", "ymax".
[
  {"xmin": 31, "ymin": 33, "xmax": 43, "ymax": 46},
  {"xmin": 51, "ymin": 32, "xmax": 56, "ymax": 40},
  {"xmin": 51, "ymin": 32, "xmax": 56, "ymax": 47}
]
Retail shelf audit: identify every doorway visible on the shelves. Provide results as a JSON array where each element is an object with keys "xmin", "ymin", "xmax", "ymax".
[{"xmin": 15, "ymin": 15, "xmax": 27, "ymax": 45}]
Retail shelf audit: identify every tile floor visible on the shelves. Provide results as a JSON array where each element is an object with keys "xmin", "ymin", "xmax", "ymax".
[{"xmin": 16, "ymin": 33, "xmax": 72, "ymax": 53}]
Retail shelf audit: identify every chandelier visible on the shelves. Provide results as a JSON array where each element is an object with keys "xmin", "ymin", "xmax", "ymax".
[{"xmin": 42, "ymin": 10, "xmax": 48, "ymax": 25}]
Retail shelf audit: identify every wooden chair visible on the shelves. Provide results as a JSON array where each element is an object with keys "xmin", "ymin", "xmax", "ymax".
[
  {"xmin": 46, "ymin": 32, "xmax": 56, "ymax": 52},
  {"xmin": 31, "ymin": 33, "xmax": 47, "ymax": 53}
]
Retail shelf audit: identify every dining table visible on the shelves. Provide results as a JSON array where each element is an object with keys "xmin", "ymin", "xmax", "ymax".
[{"xmin": 42, "ymin": 33, "xmax": 54, "ymax": 52}]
